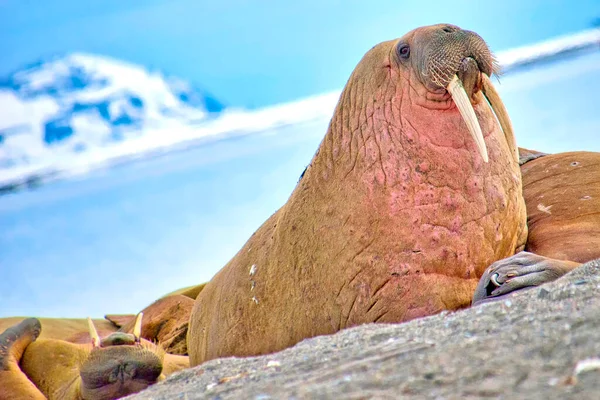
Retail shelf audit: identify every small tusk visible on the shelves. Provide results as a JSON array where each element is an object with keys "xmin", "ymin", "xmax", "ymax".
[
  {"xmin": 133, "ymin": 312, "xmax": 143, "ymax": 342},
  {"xmin": 481, "ymin": 74, "xmax": 519, "ymax": 164},
  {"xmin": 447, "ymin": 75, "xmax": 489, "ymax": 163},
  {"xmin": 87, "ymin": 317, "xmax": 101, "ymax": 348}
]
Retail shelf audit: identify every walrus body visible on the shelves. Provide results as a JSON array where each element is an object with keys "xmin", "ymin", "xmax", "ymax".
[
  {"xmin": 107, "ymin": 294, "xmax": 195, "ymax": 355},
  {"xmin": 521, "ymin": 151, "xmax": 600, "ymax": 262},
  {"xmin": 188, "ymin": 24, "xmax": 528, "ymax": 365}
]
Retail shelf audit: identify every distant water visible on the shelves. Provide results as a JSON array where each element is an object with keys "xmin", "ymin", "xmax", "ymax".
[{"xmin": 1, "ymin": 51, "xmax": 599, "ymax": 318}]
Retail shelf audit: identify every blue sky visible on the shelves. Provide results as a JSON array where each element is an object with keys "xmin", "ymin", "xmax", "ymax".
[{"xmin": 1, "ymin": 0, "xmax": 598, "ymax": 108}]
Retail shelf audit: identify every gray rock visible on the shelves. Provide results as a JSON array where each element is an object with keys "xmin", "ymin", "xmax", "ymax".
[{"xmin": 127, "ymin": 259, "xmax": 600, "ymax": 399}]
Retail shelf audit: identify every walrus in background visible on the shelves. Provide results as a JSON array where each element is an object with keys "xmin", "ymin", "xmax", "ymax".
[
  {"xmin": 106, "ymin": 293, "xmax": 196, "ymax": 355},
  {"xmin": 188, "ymin": 24, "xmax": 531, "ymax": 365},
  {"xmin": 473, "ymin": 150, "xmax": 600, "ymax": 303},
  {"xmin": 0, "ymin": 314, "xmax": 188, "ymax": 400},
  {"xmin": 0, "ymin": 291, "xmax": 197, "ymax": 355}
]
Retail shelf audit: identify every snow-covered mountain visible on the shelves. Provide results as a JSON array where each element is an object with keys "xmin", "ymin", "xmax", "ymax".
[{"xmin": 0, "ymin": 53, "xmax": 224, "ymax": 172}]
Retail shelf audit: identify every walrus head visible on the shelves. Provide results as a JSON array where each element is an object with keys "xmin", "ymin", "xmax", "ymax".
[
  {"xmin": 80, "ymin": 314, "xmax": 164, "ymax": 400},
  {"xmin": 393, "ymin": 24, "xmax": 517, "ymax": 163}
]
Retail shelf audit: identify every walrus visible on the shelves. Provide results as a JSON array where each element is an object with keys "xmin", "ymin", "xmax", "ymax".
[
  {"xmin": 187, "ymin": 23, "xmax": 531, "ymax": 366},
  {"xmin": 106, "ymin": 294, "xmax": 196, "ymax": 355},
  {"xmin": 473, "ymin": 150, "xmax": 600, "ymax": 303},
  {"xmin": 0, "ymin": 314, "xmax": 188, "ymax": 400}
]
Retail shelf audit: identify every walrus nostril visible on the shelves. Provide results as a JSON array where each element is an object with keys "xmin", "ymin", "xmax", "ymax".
[
  {"xmin": 442, "ymin": 26, "xmax": 455, "ymax": 33},
  {"xmin": 123, "ymin": 362, "xmax": 137, "ymax": 379}
]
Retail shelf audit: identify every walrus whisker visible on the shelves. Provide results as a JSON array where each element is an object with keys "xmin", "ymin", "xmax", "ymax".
[
  {"xmin": 447, "ymin": 75, "xmax": 489, "ymax": 163},
  {"xmin": 133, "ymin": 312, "xmax": 143, "ymax": 343},
  {"xmin": 87, "ymin": 317, "xmax": 100, "ymax": 348},
  {"xmin": 481, "ymin": 74, "xmax": 519, "ymax": 163}
]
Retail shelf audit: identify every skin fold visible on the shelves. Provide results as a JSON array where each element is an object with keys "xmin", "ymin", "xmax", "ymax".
[{"xmin": 187, "ymin": 24, "xmax": 528, "ymax": 366}]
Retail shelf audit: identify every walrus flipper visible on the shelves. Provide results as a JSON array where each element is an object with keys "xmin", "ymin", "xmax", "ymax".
[
  {"xmin": 0, "ymin": 318, "xmax": 46, "ymax": 400},
  {"xmin": 517, "ymin": 147, "xmax": 548, "ymax": 166},
  {"xmin": 472, "ymin": 252, "xmax": 581, "ymax": 305}
]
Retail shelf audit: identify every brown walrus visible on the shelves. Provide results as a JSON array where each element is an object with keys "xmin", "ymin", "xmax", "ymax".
[
  {"xmin": 106, "ymin": 294, "xmax": 196, "ymax": 355},
  {"xmin": 187, "ymin": 23, "xmax": 530, "ymax": 366},
  {"xmin": 472, "ymin": 150, "xmax": 600, "ymax": 303},
  {"xmin": 0, "ymin": 314, "xmax": 188, "ymax": 400}
]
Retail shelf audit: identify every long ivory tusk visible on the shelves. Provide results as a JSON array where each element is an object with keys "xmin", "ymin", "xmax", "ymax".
[
  {"xmin": 87, "ymin": 317, "xmax": 100, "ymax": 348},
  {"xmin": 481, "ymin": 74, "xmax": 519, "ymax": 163},
  {"xmin": 447, "ymin": 75, "xmax": 489, "ymax": 163},
  {"xmin": 133, "ymin": 312, "xmax": 143, "ymax": 342}
]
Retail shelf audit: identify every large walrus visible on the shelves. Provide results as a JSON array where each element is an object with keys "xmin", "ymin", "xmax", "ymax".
[{"xmin": 188, "ymin": 23, "xmax": 533, "ymax": 365}]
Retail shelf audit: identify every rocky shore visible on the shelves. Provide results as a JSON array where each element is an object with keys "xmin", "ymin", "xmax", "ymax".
[{"xmin": 127, "ymin": 258, "xmax": 600, "ymax": 399}]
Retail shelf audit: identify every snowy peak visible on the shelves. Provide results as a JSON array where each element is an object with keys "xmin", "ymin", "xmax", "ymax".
[
  {"xmin": 2, "ymin": 53, "xmax": 224, "ymax": 113},
  {"xmin": 0, "ymin": 53, "xmax": 225, "ymax": 168}
]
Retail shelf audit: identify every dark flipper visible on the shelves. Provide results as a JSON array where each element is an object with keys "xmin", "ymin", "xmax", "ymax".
[
  {"xmin": 472, "ymin": 252, "xmax": 581, "ymax": 306},
  {"xmin": 518, "ymin": 147, "xmax": 548, "ymax": 166},
  {"xmin": 0, "ymin": 318, "xmax": 46, "ymax": 400}
]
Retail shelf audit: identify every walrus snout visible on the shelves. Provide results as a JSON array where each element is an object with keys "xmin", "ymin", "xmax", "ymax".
[
  {"xmin": 412, "ymin": 24, "xmax": 514, "ymax": 163},
  {"xmin": 80, "ymin": 345, "xmax": 164, "ymax": 398},
  {"xmin": 420, "ymin": 26, "xmax": 495, "ymax": 90},
  {"xmin": 79, "ymin": 312, "xmax": 166, "ymax": 399}
]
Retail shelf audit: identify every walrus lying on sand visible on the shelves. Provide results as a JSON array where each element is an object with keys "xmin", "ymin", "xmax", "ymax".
[{"xmin": 0, "ymin": 314, "xmax": 188, "ymax": 400}]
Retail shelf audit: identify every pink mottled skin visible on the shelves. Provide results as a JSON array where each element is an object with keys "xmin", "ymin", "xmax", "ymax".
[{"xmin": 188, "ymin": 24, "xmax": 527, "ymax": 366}]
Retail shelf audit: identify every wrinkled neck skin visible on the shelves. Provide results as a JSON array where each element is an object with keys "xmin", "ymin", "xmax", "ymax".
[{"xmin": 291, "ymin": 42, "xmax": 526, "ymax": 323}]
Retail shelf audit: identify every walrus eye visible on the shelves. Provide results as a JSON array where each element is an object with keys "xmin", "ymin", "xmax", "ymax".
[{"xmin": 397, "ymin": 44, "xmax": 410, "ymax": 59}]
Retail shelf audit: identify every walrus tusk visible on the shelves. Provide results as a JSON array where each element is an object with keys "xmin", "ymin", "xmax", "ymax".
[
  {"xmin": 447, "ymin": 75, "xmax": 489, "ymax": 163},
  {"xmin": 87, "ymin": 317, "xmax": 101, "ymax": 347},
  {"xmin": 481, "ymin": 74, "xmax": 519, "ymax": 163},
  {"xmin": 133, "ymin": 312, "xmax": 143, "ymax": 342}
]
